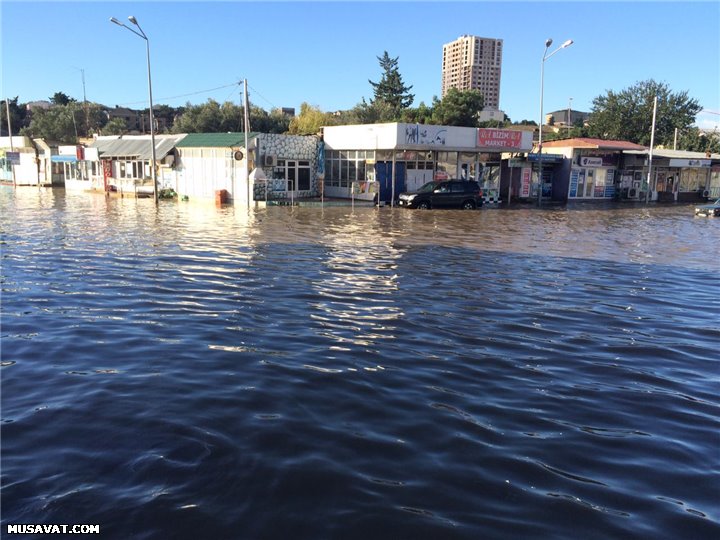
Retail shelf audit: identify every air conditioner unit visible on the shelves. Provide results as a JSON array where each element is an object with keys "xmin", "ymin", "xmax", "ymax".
[{"xmin": 264, "ymin": 155, "xmax": 277, "ymax": 167}]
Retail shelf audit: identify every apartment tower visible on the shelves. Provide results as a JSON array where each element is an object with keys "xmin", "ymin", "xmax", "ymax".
[{"xmin": 441, "ymin": 35, "xmax": 503, "ymax": 110}]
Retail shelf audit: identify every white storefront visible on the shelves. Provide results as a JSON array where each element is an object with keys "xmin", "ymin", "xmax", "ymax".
[{"xmin": 322, "ymin": 123, "xmax": 532, "ymax": 204}]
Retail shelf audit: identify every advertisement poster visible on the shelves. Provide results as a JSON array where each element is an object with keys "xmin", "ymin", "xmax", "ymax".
[
  {"xmin": 520, "ymin": 167, "xmax": 531, "ymax": 197},
  {"xmin": 569, "ymin": 169, "xmax": 579, "ymax": 198}
]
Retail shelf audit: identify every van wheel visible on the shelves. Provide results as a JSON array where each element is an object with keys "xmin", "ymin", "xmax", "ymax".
[
  {"xmin": 418, "ymin": 201, "xmax": 431, "ymax": 209},
  {"xmin": 462, "ymin": 200, "xmax": 476, "ymax": 210}
]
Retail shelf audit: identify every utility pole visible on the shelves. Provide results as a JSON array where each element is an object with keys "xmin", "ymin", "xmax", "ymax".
[
  {"xmin": 5, "ymin": 98, "xmax": 17, "ymax": 187},
  {"xmin": 81, "ymin": 68, "xmax": 89, "ymax": 137},
  {"xmin": 645, "ymin": 96, "xmax": 658, "ymax": 204},
  {"xmin": 73, "ymin": 66, "xmax": 89, "ymax": 137},
  {"xmin": 243, "ymin": 78, "xmax": 250, "ymax": 208}
]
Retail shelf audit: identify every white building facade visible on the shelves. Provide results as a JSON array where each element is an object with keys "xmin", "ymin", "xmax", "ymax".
[{"xmin": 322, "ymin": 123, "xmax": 532, "ymax": 204}]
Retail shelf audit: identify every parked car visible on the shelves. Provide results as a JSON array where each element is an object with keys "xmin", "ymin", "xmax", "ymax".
[
  {"xmin": 398, "ymin": 180, "xmax": 484, "ymax": 210},
  {"xmin": 694, "ymin": 198, "xmax": 720, "ymax": 217}
]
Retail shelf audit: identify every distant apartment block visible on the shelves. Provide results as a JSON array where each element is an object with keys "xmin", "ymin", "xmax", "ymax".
[
  {"xmin": 441, "ymin": 35, "xmax": 503, "ymax": 110},
  {"xmin": 104, "ymin": 106, "xmax": 169, "ymax": 134}
]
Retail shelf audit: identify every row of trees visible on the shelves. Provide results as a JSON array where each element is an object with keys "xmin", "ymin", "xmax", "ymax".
[{"xmin": 2, "ymin": 53, "xmax": 717, "ymax": 153}]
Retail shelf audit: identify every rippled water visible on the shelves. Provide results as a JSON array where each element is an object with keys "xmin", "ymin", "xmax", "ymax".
[{"xmin": 2, "ymin": 187, "xmax": 719, "ymax": 539}]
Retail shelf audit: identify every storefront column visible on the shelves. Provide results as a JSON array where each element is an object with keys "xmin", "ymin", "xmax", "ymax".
[{"xmin": 391, "ymin": 152, "xmax": 396, "ymax": 207}]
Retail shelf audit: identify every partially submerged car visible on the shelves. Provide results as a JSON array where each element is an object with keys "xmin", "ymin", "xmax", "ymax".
[
  {"xmin": 398, "ymin": 180, "xmax": 484, "ymax": 210},
  {"xmin": 694, "ymin": 198, "xmax": 720, "ymax": 217}
]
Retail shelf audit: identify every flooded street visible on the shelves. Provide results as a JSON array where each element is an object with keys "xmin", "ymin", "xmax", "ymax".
[{"xmin": 2, "ymin": 187, "xmax": 719, "ymax": 539}]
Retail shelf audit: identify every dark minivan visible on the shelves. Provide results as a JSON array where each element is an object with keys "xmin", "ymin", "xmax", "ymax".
[{"xmin": 397, "ymin": 180, "xmax": 483, "ymax": 209}]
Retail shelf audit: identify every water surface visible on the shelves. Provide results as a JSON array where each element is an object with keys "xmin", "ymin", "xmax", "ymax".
[{"xmin": 2, "ymin": 188, "xmax": 719, "ymax": 539}]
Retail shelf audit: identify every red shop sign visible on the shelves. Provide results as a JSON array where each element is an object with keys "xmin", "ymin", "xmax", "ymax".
[{"xmin": 477, "ymin": 129, "xmax": 523, "ymax": 150}]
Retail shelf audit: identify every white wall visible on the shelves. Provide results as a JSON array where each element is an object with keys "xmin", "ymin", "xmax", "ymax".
[{"xmin": 323, "ymin": 122, "xmax": 532, "ymax": 152}]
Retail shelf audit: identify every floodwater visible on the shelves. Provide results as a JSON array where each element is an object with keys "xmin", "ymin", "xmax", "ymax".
[{"xmin": 1, "ymin": 187, "xmax": 719, "ymax": 539}]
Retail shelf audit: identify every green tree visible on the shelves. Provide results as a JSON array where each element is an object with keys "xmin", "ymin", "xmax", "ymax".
[
  {"xmin": 399, "ymin": 101, "xmax": 434, "ymax": 124},
  {"xmin": 172, "ymin": 99, "xmax": 222, "ymax": 133},
  {"xmin": 253, "ymin": 107, "xmax": 292, "ymax": 134},
  {"xmin": 368, "ymin": 51, "xmax": 414, "ymax": 119},
  {"xmin": 1, "ymin": 97, "xmax": 28, "ymax": 136},
  {"xmin": 21, "ymin": 104, "xmax": 79, "ymax": 143},
  {"xmin": 586, "ymin": 79, "xmax": 701, "ymax": 145},
  {"xmin": 349, "ymin": 98, "xmax": 397, "ymax": 124},
  {"xmin": 677, "ymin": 127, "xmax": 720, "ymax": 153},
  {"xmin": 288, "ymin": 103, "xmax": 336, "ymax": 135},
  {"xmin": 102, "ymin": 117, "xmax": 128, "ymax": 136},
  {"xmin": 431, "ymin": 88, "xmax": 484, "ymax": 127},
  {"xmin": 171, "ymin": 99, "xmax": 289, "ymax": 134},
  {"xmin": 50, "ymin": 92, "xmax": 75, "ymax": 106}
]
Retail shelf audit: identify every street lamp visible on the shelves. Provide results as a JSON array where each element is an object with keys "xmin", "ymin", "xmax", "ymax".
[
  {"xmin": 110, "ymin": 15, "xmax": 158, "ymax": 205},
  {"xmin": 538, "ymin": 38, "xmax": 573, "ymax": 206}
]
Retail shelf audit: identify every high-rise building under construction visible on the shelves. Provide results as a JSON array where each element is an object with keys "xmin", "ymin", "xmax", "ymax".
[{"xmin": 441, "ymin": 35, "xmax": 503, "ymax": 110}]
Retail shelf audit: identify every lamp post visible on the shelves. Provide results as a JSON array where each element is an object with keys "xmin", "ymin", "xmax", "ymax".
[
  {"xmin": 110, "ymin": 15, "xmax": 158, "ymax": 205},
  {"xmin": 538, "ymin": 38, "xmax": 573, "ymax": 206}
]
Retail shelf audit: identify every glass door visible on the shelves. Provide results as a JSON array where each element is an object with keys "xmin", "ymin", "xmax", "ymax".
[{"xmin": 286, "ymin": 160, "xmax": 296, "ymax": 192}]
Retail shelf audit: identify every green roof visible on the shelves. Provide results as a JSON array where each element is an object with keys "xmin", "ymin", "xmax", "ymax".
[{"xmin": 175, "ymin": 132, "xmax": 259, "ymax": 148}]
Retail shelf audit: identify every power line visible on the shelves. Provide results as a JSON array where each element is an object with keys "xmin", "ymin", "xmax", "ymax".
[
  {"xmin": 248, "ymin": 83, "xmax": 279, "ymax": 110},
  {"xmin": 116, "ymin": 81, "xmax": 240, "ymax": 106}
]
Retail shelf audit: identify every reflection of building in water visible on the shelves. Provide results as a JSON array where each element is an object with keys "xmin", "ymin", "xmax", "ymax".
[{"xmin": 309, "ymin": 216, "xmax": 405, "ymax": 359}]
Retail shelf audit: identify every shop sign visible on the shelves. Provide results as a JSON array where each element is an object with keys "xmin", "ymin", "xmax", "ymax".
[
  {"xmin": 59, "ymin": 145, "xmax": 79, "ymax": 156},
  {"xmin": 6, "ymin": 151, "xmax": 20, "ymax": 164},
  {"xmin": 526, "ymin": 153, "xmax": 564, "ymax": 162},
  {"xmin": 669, "ymin": 158, "xmax": 710, "ymax": 168},
  {"xmin": 477, "ymin": 129, "xmax": 523, "ymax": 150},
  {"xmin": 580, "ymin": 157, "xmax": 603, "ymax": 167},
  {"xmin": 520, "ymin": 167, "xmax": 532, "ymax": 197},
  {"xmin": 508, "ymin": 158, "xmax": 526, "ymax": 167}
]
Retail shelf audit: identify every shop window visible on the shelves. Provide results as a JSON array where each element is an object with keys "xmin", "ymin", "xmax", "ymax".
[{"xmin": 679, "ymin": 169, "xmax": 703, "ymax": 192}]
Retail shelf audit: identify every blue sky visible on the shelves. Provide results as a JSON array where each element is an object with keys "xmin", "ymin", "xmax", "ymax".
[{"xmin": 2, "ymin": 1, "xmax": 719, "ymax": 130}]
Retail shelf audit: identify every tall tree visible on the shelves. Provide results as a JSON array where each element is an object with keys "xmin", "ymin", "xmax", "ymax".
[
  {"xmin": 431, "ymin": 88, "xmax": 484, "ymax": 127},
  {"xmin": 102, "ymin": 117, "xmax": 128, "ymax": 136},
  {"xmin": 368, "ymin": 51, "xmax": 414, "ymax": 118},
  {"xmin": 21, "ymin": 104, "xmax": 80, "ymax": 143},
  {"xmin": 586, "ymin": 79, "xmax": 701, "ymax": 146},
  {"xmin": 288, "ymin": 103, "xmax": 336, "ymax": 135},
  {"xmin": 1, "ymin": 97, "xmax": 28, "ymax": 136},
  {"xmin": 677, "ymin": 127, "xmax": 720, "ymax": 153},
  {"xmin": 50, "ymin": 92, "xmax": 75, "ymax": 106},
  {"xmin": 400, "ymin": 101, "xmax": 434, "ymax": 124}
]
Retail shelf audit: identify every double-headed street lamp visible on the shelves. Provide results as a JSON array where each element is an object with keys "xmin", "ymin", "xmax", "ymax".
[
  {"xmin": 538, "ymin": 38, "xmax": 573, "ymax": 206},
  {"xmin": 110, "ymin": 15, "xmax": 158, "ymax": 205}
]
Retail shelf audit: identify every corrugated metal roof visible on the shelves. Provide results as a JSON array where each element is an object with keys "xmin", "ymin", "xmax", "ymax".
[
  {"xmin": 90, "ymin": 135, "xmax": 186, "ymax": 159},
  {"xmin": 175, "ymin": 132, "xmax": 258, "ymax": 148}
]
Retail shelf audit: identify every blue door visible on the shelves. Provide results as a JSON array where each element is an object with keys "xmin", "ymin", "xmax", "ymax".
[{"xmin": 375, "ymin": 162, "xmax": 406, "ymax": 203}]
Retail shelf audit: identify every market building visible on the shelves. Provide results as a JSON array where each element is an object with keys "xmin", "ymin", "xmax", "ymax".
[
  {"xmin": 321, "ymin": 123, "xmax": 532, "ymax": 204},
  {"xmin": 621, "ymin": 148, "xmax": 720, "ymax": 202},
  {"xmin": 1, "ymin": 136, "xmax": 55, "ymax": 186},
  {"xmin": 529, "ymin": 138, "xmax": 647, "ymax": 202}
]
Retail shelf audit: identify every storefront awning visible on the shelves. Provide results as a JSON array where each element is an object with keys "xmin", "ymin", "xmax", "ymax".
[{"xmin": 51, "ymin": 155, "xmax": 78, "ymax": 163}]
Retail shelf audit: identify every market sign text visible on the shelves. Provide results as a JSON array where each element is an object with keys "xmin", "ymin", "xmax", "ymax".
[{"xmin": 477, "ymin": 129, "xmax": 523, "ymax": 150}]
